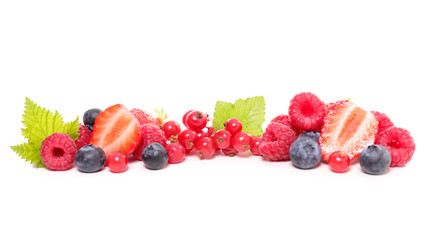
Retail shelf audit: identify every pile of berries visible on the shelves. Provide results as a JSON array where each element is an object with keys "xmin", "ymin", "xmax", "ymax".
[
  {"xmin": 35, "ymin": 92, "xmax": 416, "ymax": 175},
  {"xmin": 261, "ymin": 92, "xmax": 416, "ymax": 174}
]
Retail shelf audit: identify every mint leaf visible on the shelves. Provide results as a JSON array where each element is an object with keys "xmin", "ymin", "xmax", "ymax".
[
  {"xmin": 212, "ymin": 96, "xmax": 265, "ymax": 136},
  {"xmin": 10, "ymin": 97, "xmax": 80, "ymax": 168}
]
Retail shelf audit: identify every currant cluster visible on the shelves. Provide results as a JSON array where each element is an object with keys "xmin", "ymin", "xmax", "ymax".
[{"xmin": 177, "ymin": 112, "xmax": 262, "ymax": 159}]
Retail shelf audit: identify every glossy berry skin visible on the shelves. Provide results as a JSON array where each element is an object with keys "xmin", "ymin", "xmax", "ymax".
[
  {"xmin": 359, "ymin": 145, "xmax": 391, "ymax": 175},
  {"xmin": 107, "ymin": 152, "xmax": 128, "ymax": 173},
  {"xmin": 165, "ymin": 142, "xmax": 186, "ymax": 164},
  {"xmin": 289, "ymin": 137, "xmax": 321, "ymax": 169},
  {"xmin": 195, "ymin": 137, "xmax": 215, "ymax": 158},
  {"xmin": 328, "ymin": 151, "xmax": 350, "ymax": 173},
  {"xmin": 182, "ymin": 110, "xmax": 194, "ymax": 128},
  {"xmin": 222, "ymin": 147, "xmax": 239, "ymax": 157},
  {"xmin": 74, "ymin": 144, "xmax": 106, "ymax": 173},
  {"xmin": 162, "ymin": 120, "xmax": 181, "ymax": 140},
  {"xmin": 232, "ymin": 132, "xmax": 253, "ymax": 152},
  {"xmin": 142, "ymin": 143, "xmax": 169, "ymax": 170},
  {"xmin": 83, "ymin": 108, "xmax": 102, "ymax": 131},
  {"xmin": 224, "ymin": 118, "xmax": 243, "ymax": 136},
  {"xmin": 178, "ymin": 129, "xmax": 198, "ymax": 151},
  {"xmin": 250, "ymin": 136, "xmax": 262, "ymax": 156},
  {"xmin": 186, "ymin": 110, "xmax": 208, "ymax": 132},
  {"xmin": 212, "ymin": 129, "xmax": 232, "ymax": 149}
]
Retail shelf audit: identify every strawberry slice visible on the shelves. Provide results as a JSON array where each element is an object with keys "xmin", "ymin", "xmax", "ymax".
[
  {"xmin": 319, "ymin": 100, "xmax": 378, "ymax": 162},
  {"xmin": 90, "ymin": 104, "xmax": 142, "ymax": 157}
]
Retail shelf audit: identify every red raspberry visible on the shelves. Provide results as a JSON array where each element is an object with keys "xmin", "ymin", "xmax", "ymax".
[
  {"xmin": 288, "ymin": 92, "xmax": 327, "ymax": 131},
  {"xmin": 371, "ymin": 111, "xmax": 394, "ymax": 135},
  {"xmin": 75, "ymin": 123, "xmax": 92, "ymax": 150},
  {"xmin": 40, "ymin": 133, "xmax": 77, "ymax": 170},
  {"xmin": 271, "ymin": 114, "xmax": 306, "ymax": 135},
  {"xmin": 271, "ymin": 114, "xmax": 291, "ymax": 127},
  {"xmin": 130, "ymin": 108, "xmax": 154, "ymax": 125},
  {"xmin": 259, "ymin": 122, "xmax": 297, "ymax": 161},
  {"xmin": 375, "ymin": 127, "xmax": 415, "ymax": 167},
  {"xmin": 130, "ymin": 124, "xmax": 167, "ymax": 160}
]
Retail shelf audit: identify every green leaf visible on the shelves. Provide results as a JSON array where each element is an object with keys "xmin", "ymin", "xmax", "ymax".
[
  {"xmin": 63, "ymin": 117, "xmax": 80, "ymax": 141},
  {"xmin": 11, "ymin": 97, "xmax": 80, "ymax": 168},
  {"xmin": 10, "ymin": 142, "xmax": 45, "ymax": 168},
  {"xmin": 212, "ymin": 96, "xmax": 266, "ymax": 136}
]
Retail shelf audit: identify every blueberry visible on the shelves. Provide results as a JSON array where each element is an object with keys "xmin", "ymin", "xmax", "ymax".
[
  {"xmin": 298, "ymin": 131, "xmax": 320, "ymax": 142},
  {"xmin": 290, "ymin": 137, "xmax": 322, "ymax": 169},
  {"xmin": 74, "ymin": 144, "xmax": 106, "ymax": 173},
  {"xmin": 83, "ymin": 108, "xmax": 102, "ymax": 131},
  {"xmin": 359, "ymin": 145, "xmax": 391, "ymax": 175},
  {"xmin": 142, "ymin": 143, "xmax": 168, "ymax": 170}
]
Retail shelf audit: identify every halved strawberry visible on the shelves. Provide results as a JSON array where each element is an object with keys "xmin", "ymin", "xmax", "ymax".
[
  {"xmin": 319, "ymin": 100, "xmax": 378, "ymax": 162},
  {"xmin": 90, "ymin": 104, "xmax": 142, "ymax": 157}
]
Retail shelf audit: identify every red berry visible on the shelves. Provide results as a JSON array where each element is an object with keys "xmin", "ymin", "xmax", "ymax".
[
  {"xmin": 375, "ymin": 127, "xmax": 415, "ymax": 167},
  {"xmin": 328, "ymin": 151, "xmax": 350, "ymax": 173},
  {"xmin": 130, "ymin": 108, "xmax": 154, "ymax": 125},
  {"xmin": 90, "ymin": 104, "xmax": 142, "ymax": 157},
  {"xmin": 222, "ymin": 147, "xmax": 239, "ymax": 157},
  {"xmin": 178, "ymin": 128, "xmax": 198, "ymax": 151},
  {"xmin": 259, "ymin": 122, "xmax": 297, "ymax": 161},
  {"xmin": 250, "ymin": 136, "xmax": 262, "ymax": 156},
  {"xmin": 162, "ymin": 120, "xmax": 181, "ymax": 140},
  {"xmin": 212, "ymin": 129, "xmax": 232, "ymax": 149},
  {"xmin": 131, "ymin": 124, "xmax": 167, "ymax": 160},
  {"xmin": 186, "ymin": 111, "xmax": 208, "ymax": 132},
  {"xmin": 75, "ymin": 123, "xmax": 92, "ymax": 150},
  {"xmin": 165, "ymin": 142, "xmax": 186, "ymax": 164},
  {"xmin": 182, "ymin": 110, "xmax": 194, "ymax": 128},
  {"xmin": 319, "ymin": 100, "xmax": 378, "ymax": 162},
  {"xmin": 107, "ymin": 152, "xmax": 128, "ymax": 173},
  {"xmin": 232, "ymin": 132, "xmax": 253, "ymax": 152},
  {"xmin": 288, "ymin": 92, "xmax": 327, "ymax": 131},
  {"xmin": 224, "ymin": 118, "xmax": 242, "ymax": 136},
  {"xmin": 206, "ymin": 126, "xmax": 214, "ymax": 137},
  {"xmin": 40, "ymin": 133, "xmax": 77, "ymax": 171},
  {"xmin": 371, "ymin": 111, "xmax": 394, "ymax": 135},
  {"xmin": 195, "ymin": 137, "xmax": 215, "ymax": 158}
]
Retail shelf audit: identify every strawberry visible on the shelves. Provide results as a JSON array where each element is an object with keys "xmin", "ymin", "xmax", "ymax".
[
  {"xmin": 90, "ymin": 104, "xmax": 142, "ymax": 157},
  {"xmin": 319, "ymin": 100, "xmax": 378, "ymax": 162}
]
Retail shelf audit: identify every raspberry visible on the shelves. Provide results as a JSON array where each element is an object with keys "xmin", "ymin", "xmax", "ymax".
[
  {"xmin": 259, "ymin": 122, "xmax": 297, "ymax": 161},
  {"xmin": 271, "ymin": 114, "xmax": 292, "ymax": 127},
  {"xmin": 40, "ymin": 133, "xmax": 77, "ymax": 170},
  {"xmin": 130, "ymin": 124, "xmax": 167, "ymax": 160},
  {"xmin": 75, "ymin": 123, "xmax": 92, "ymax": 150},
  {"xmin": 288, "ymin": 92, "xmax": 327, "ymax": 131},
  {"xmin": 130, "ymin": 108, "xmax": 154, "ymax": 125},
  {"xmin": 375, "ymin": 127, "xmax": 415, "ymax": 167},
  {"xmin": 371, "ymin": 111, "xmax": 394, "ymax": 135},
  {"xmin": 271, "ymin": 114, "xmax": 306, "ymax": 135}
]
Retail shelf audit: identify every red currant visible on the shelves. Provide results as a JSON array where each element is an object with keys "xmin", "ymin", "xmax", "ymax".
[
  {"xmin": 107, "ymin": 152, "xmax": 128, "ymax": 173},
  {"xmin": 250, "ymin": 136, "xmax": 262, "ymax": 156},
  {"xmin": 162, "ymin": 120, "xmax": 181, "ymax": 140},
  {"xmin": 222, "ymin": 147, "xmax": 239, "ymax": 157},
  {"xmin": 186, "ymin": 110, "xmax": 208, "ymax": 132},
  {"xmin": 195, "ymin": 137, "xmax": 215, "ymax": 158},
  {"xmin": 212, "ymin": 129, "xmax": 232, "ymax": 149},
  {"xmin": 182, "ymin": 110, "xmax": 194, "ymax": 128},
  {"xmin": 165, "ymin": 142, "xmax": 186, "ymax": 164},
  {"xmin": 232, "ymin": 132, "xmax": 253, "ymax": 152},
  {"xmin": 178, "ymin": 129, "xmax": 197, "ymax": 151},
  {"xmin": 195, "ymin": 131, "xmax": 208, "ymax": 144},
  {"xmin": 224, "ymin": 118, "xmax": 243, "ymax": 136},
  {"xmin": 328, "ymin": 151, "xmax": 351, "ymax": 173}
]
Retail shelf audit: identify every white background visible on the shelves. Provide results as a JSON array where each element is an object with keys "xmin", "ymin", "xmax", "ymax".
[{"xmin": 1, "ymin": 1, "xmax": 425, "ymax": 239}]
